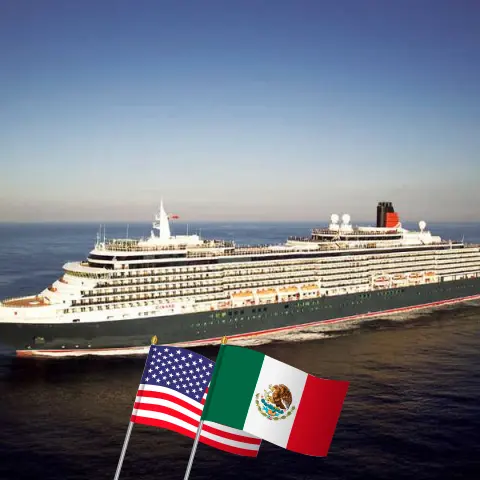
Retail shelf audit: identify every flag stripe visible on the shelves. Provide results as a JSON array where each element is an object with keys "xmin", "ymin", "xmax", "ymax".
[
  {"xmin": 132, "ymin": 400, "xmax": 261, "ymax": 445},
  {"xmin": 137, "ymin": 385, "xmax": 201, "ymax": 409},
  {"xmin": 286, "ymin": 375, "xmax": 349, "ymax": 456},
  {"xmin": 135, "ymin": 392, "xmax": 202, "ymax": 416},
  {"xmin": 202, "ymin": 345, "xmax": 264, "ymax": 429},
  {"xmin": 131, "ymin": 416, "xmax": 258, "ymax": 457},
  {"xmin": 131, "ymin": 411, "xmax": 261, "ymax": 450},
  {"xmin": 198, "ymin": 422, "xmax": 261, "ymax": 445}
]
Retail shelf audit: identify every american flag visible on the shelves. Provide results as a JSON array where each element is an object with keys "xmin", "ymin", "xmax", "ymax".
[{"xmin": 130, "ymin": 345, "xmax": 262, "ymax": 457}]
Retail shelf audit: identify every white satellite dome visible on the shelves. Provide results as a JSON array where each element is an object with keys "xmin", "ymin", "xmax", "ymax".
[
  {"xmin": 419, "ymin": 220, "xmax": 426, "ymax": 231},
  {"xmin": 341, "ymin": 213, "xmax": 351, "ymax": 225},
  {"xmin": 330, "ymin": 214, "xmax": 339, "ymax": 224}
]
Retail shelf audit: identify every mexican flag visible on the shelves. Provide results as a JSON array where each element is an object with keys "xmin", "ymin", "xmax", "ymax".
[{"xmin": 201, "ymin": 345, "xmax": 349, "ymax": 457}]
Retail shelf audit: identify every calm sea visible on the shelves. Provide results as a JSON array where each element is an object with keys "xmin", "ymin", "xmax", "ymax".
[{"xmin": 0, "ymin": 221, "xmax": 479, "ymax": 480}]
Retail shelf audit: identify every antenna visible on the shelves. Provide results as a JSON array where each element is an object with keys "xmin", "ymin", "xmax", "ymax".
[{"xmin": 126, "ymin": 224, "xmax": 129, "ymax": 239}]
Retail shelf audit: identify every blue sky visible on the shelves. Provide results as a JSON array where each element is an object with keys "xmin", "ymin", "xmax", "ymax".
[{"xmin": 0, "ymin": 0, "xmax": 479, "ymax": 222}]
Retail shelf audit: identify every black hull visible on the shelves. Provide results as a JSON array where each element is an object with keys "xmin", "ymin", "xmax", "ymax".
[{"xmin": 2, "ymin": 277, "xmax": 480, "ymax": 356}]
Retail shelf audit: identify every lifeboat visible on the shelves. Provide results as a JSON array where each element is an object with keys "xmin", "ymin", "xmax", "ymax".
[
  {"xmin": 231, "ymin": 291, "xmax": 253, "ymax": 298},
  {"xmin": 257, "ymin": 288, "xmax": 276, "ymax": 296},
  {"xmin": 48, "ymin": 286, "xmax": 57, "ymax": 292},
  {"xmin": 425, "ymin": 271, "xmax": 436, "ymax": 277},
  {"xmin": 279, "ymin": 286, "xmax": 298, "ymax": 294},
  {"xmin": 301, "ymin": 284, "xmax": 318, "ymax": 291},
  {"xmin": 408, "ymin": 272, "xmax": 424, "ymax": 284},
  {"xmin": 409, "ymin": 272, "xmax": 423, "ymax": 279},
  {"xmin": 373, "ymin": 275, "xmax": 390, "ymax": 288},
  {"xmin": 392, "ymin": 273, "xmax": 407, "ymax": 281}
]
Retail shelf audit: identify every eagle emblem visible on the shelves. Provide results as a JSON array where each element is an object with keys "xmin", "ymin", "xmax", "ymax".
[{"xmin": 255, "ymin": 384, "xmax": 296, "ymax": 421}]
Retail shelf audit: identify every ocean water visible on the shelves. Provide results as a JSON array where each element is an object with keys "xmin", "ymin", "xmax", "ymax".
[{"xmin": 0, "ymin": 221, "xmax": 479, "ymax": 480}]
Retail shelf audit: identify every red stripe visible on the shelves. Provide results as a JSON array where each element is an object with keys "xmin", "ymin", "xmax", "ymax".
[
  {"xmin": 136, "ymin": 389, "xmax": 203, "ymax": 415},
  {"xmin": 286, "ymin": 375, "xmax": 349, "ymax": 456},
  {"xmin": 130, "ymin": 415, "xmax": 259, "ymax": 457}
]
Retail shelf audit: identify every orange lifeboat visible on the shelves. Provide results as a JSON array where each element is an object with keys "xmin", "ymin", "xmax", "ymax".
[
  {"xmin": 279, "ymin": 286, "xmax": 298, "ymax": 294},
  {"xmin": 48, "ymin": 286, "xmax": 57, "ymax": 292},
  {"xmin": 425, "ymin": 271, "xmax": 436, "ymax": 277},
  {"xmin": 373, "ymin": 275, "xmax": 390, "ymax": 288},
  {"xmin": 232, "ymin": 291, "xmax": 253, "ymax": 298},
  {"xmin": 257, "ymin": 288, "xmax": 276, "ymax": 296},
  {"xmin": 301, "ymin": 284, "xmax": 318, "ymax": 291},
  {"xmin": 409, "ymin": 272, "xmax": 423, "ymax": 279}
]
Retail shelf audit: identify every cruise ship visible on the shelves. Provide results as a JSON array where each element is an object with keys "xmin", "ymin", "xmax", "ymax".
[{"xmin": 1, "ymin": 201, "xmax": 480, "ymax": 357}]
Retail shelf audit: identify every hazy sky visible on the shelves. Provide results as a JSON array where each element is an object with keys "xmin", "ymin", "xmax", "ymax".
[{"xmin": 1, "ymin": 0, "xmax": 479, "ymax": 223}]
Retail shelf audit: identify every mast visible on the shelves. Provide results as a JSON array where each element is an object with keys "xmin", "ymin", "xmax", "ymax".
[{"xmin": 152, "ymin": 199, "xmax": 171, "ymax": 242}]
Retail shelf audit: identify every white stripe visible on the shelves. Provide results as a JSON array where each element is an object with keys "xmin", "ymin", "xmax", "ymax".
[
  {"xmin": 242, "ymin": 355, "xmax": 308, "ymax": 448},
  {"xmin": 132, "ymin": 409, "xmax": 260, "ymax": 450}
]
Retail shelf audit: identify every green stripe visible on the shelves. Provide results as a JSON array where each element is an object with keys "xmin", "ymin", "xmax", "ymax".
[{"xmin": 201, "ymin": 345, "xmax": 265, "ymax": 429}]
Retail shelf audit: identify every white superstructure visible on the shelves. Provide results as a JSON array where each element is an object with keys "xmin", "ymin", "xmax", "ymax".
[{"xmin": 1, "ymin": 201, "xmax": 480, "ymax": 327}]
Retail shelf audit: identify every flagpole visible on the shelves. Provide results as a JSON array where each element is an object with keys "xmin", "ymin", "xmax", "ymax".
[
  {"xmin": 182, "ymin": 335, "xmax": 228, "ymax": 480},
  {"xmin": 113, "ymin": 335, "xmax": 159, "ymax": 480},
  {"xmin": 113, "ymin": 421, "xmax": 134, "ymax": 480}
]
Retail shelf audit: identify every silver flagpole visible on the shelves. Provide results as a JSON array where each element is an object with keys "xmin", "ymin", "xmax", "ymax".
[
  {"xmin": 182, "ymin": 335, "xmax": 228, "ymax": 480},
  {"xmin": 113, "ymin": 336, "xmax": 159, "ymax": 480},
  {"xmin": 183, "ymin": 420, "xmax": 205, "ymax": 480},
  {"xmin": 113, "ymin": 421, "xmax": 134, "ymax": 480}
]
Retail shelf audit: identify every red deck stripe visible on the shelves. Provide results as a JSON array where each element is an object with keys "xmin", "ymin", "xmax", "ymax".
[{"xmin": 17, "ymin": 292, "xmax": 480, "ymax": 356}]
